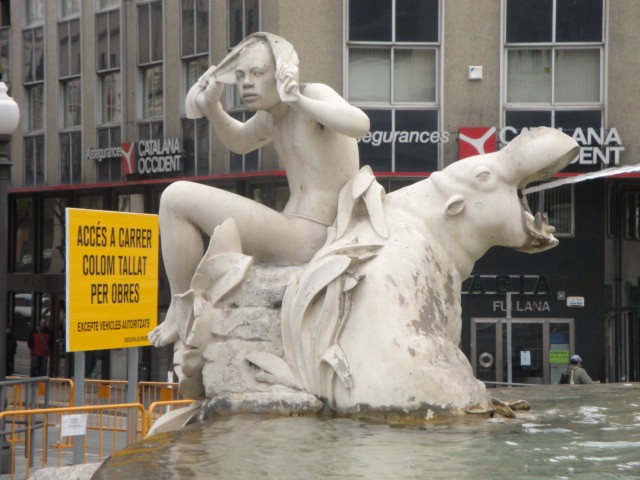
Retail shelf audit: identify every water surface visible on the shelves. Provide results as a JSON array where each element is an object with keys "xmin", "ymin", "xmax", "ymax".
[{"xmin": 95, "ymin": 384, "xmax": 640, "ymax": 479}]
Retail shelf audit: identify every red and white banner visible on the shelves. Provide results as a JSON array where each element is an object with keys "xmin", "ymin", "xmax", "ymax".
[
  {"xmin": 121, "ymin": 142, "xmax": 136, "ymax": 175},
  {"xmin": 458, "ymin": 127, "xmax": 497, "ymax": 159}
]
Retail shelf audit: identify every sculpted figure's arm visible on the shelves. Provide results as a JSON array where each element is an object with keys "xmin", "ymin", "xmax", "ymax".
[
  {"xmin": 278, "ymin": 64, "xmax": 370, "ymax": 139},
  {"xmin": 195, "ymin": 75, "xmax": 272, "ymax": 155}
]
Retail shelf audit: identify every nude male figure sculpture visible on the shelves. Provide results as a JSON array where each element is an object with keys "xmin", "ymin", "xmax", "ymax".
[{"xmin": 148, "ymin": 33, "xmax": 370, "ymax": 348}]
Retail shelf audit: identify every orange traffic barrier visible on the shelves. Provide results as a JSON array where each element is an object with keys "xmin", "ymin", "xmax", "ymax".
[
  {"xmin": 3, "ymin": 377, "xmax": 74, "ymax": 411},
  {"xmin": 84, "ymin": 379, "xmax": 129, "ymax": 405},
  {"xmin": 137, "ymin": 381, "xmax": 181, "ymax": 408},
  {"xmin": 48, "ymin": 378, "xmax": 75, "ymax": 407},
  {"xmin": 0, "ymin": 403, "xmax": 146, "ymax": 479}
]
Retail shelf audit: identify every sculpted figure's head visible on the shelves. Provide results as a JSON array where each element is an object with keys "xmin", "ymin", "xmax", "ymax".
[
  {"xmin": 235, "ymin": 41, "xmax": 279, "ymax": 112},
  {"xmin": 214, "ymin": 32, "xmax": 300, "ymax": 106}
]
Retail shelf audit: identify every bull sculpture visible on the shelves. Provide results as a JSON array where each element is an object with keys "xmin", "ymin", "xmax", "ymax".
[{"xmin": 246, "ymin": 127, "xmax": 579, "ymax": 414}]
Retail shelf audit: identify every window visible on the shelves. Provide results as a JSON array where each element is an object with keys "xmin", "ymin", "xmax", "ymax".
[
  {"xmin": 97, "ymin": 0, "xmax": 119, "ymax": 9},
  {"xmin": 138, "ymin": 1, "xmax": 163, "ymax": 139},
  {"xmin": 61, "ymin": 78, "xmax": 81, "ymax": 127},
  {"xmin": 181, "ymin": 0, "xmax": 210, "ymax": 176},
  {"xmin": 60, "ymin": 0, "xmax": 80, "ymax": 19},
  {"xmin": 42, "ymin": 197, "xmax": 69, "ymax": 274},
  {"xmin": 96, "ymin": 2, "xmax": 121, "ymax": 124},
  {"xmin": 95, "ymin": 0, "xmax": 122, "ymax": 183},
  {"xmin": 60, "ymin": 131, "xmax": 82, "ymax": 184},
  {"xmin": 504, "ymin": 0, "xmax": 604, "ymax": 173},
  {"xmin": 59, "ymin": 2, "xmax": 82, "ymax": 184},
  {"xmin": 141, "ymin": 65, "xmax": 163, "ymax": 118},
  {"xmin": 0, "ymin": 27, "xmax": 9, "ymax": 83},
  {"xmin": 96, "ymin": 126, "xmax": 121, "ymax": 182},
  {"xmin": 26, "ymin": 83, "xmax": 44, "ymax": 131},
  {"xmin": 23, "ymin": 22, "xmax": 44, "ymax": 84},
  {"xmin": 100, "ymin": 72, "xmax": 121, "ymax": 124},
  {"xmin": 59, "ymin": 14, "xmax": 80, "ymax": 78},
  {"xmin": 24, "ymin": 135, "xmax": 45, "ymax": 187},
  {"xmin": 24, "ymin": 0, "xmax": 45, "ymax": 187},
  {"xmin": 248, "ymin": 182, "xmax": 289, "ymax": 211},
  {"xmin": 26, "ymin": 0, "xmax": 44, "ymax": 26},
  {"xmin": 181, "ymin": 117, "xmax": 210, "ymax": 176},
  {"xmin": 138, "ymin": 120, "xmax": 163, "ymax": 141},
  {"xmin": 347, "ymin": 0, "xmax": 441, "ymax": 172},
  {"xmin": 96, "ymin": 5, "xmax": 120, "ymax": 71},
  {"xmin": 0, "ymin": 1, "xmax": 10, "ymax": 28},
  {"xmin": 228, "ymin": 0, "xmax": 259, "ymax": 49},
  {"xmin": 182, "ymin": 0, "xmax": 208, "ymax": 57},
  {"xmin": 12, "ymin": 197, "xmax": 35, "ymax": 273}
]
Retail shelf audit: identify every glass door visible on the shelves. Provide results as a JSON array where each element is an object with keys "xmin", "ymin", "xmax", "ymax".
[
  {"xmin": 471, "ymin": 318, "xmax": 574, "ymax": 385},
  {"xmin": 506, "ymin": 322, "xmax": 544, "ymax": 384},
  {"xmin": 474, "ymin": 320, "xmax": 500, "ymax": 383}
]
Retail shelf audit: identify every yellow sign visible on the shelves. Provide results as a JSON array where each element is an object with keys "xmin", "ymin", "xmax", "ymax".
[{"xmin": 66, "ymin": 208, "xmax": 159, "ymax": 352}]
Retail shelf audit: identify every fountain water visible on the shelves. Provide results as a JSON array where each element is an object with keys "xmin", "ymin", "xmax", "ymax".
[
  {"xmin": 523, "ymin": 163, "xmax": 640, "ymax": 194},
  {"xmin": 94, "ymin": 384, "xmax": 640, "ymax": 479}
]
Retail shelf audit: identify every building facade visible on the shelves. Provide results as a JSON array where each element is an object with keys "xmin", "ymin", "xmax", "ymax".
[{"xmin": 2, "ymin": 0, "xmax": 640, "ymax": 384}]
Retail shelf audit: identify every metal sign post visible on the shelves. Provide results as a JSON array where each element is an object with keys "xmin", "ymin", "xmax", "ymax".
[
  {"xmin": 506, "ymin": 291, "xmax": 513, "ymax": 386},
  {"xmin": 72, "ymin": 352, "xmax": 85, "ymax": 464},
  {"xmin": 127, "ymin": 348, "xmax": 138, "ymax": 444}
]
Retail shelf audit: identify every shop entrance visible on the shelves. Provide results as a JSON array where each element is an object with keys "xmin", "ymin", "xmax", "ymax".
[{"xmin": 471, "ymin": 318, "xmax": 574, "ymax": 385}]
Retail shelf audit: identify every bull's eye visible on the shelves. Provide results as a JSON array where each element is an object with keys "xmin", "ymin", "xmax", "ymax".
[{"xmin": 475, "ymin": 169, "xmax": 491, "ymax": 182}]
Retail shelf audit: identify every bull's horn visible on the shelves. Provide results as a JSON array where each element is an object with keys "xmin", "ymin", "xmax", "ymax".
[{"xmin": 498, "ymin": 127, "xmax": 580, "ymax": 186}]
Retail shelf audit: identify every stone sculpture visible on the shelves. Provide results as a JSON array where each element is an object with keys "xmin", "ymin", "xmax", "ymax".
[
  {"xmin": 148, "ymin": 32, "xmax": 580, "ymax": 427},
  {"xmin": 147, "ymin": 32, "xmax": 369, "ymax": 397},
  {"xmin": 249, "ymin": 127, "xmax": 579, "ymax": 414}
]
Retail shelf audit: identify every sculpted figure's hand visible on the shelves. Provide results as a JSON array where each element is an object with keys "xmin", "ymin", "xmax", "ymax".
[
  {"xmin": 185, "ymin": 65, "xmax": 224, "ymax": 119},
  {"xmin": 196, "ymin": 77, "xmax": 225, "ymax": 116},
  {"xmin": 277, "ymin": 64, "xmax": 300, "ymax": 103}
]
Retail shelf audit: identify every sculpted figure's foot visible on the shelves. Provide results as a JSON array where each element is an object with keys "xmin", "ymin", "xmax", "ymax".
[
  {"xmin": 149, "ymin": 292, "xmax": 193, "ymax": 347},
  {"xmin": 148, "ymin": 320, "xmax": 180, "ymax": 347}
]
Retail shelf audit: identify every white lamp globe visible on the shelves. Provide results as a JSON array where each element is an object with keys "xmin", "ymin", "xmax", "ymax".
[{"xmin": 0, "ymin": 82, "xmax": 20, "ymax": 137}]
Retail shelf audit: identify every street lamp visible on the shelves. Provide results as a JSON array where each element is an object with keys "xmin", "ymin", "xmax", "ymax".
[{"xmin": 0, "ymin": 81, "xmax": 20, "ymax": 383}]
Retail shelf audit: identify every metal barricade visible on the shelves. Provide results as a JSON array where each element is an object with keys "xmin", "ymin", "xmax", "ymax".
[
  {"xmin": 2, "ymin": 377, "xmax": 73, "ymax": 411},
  {"xmin": 1, "ymin": 377, "xmax": 49, "ymax": 412},
  {"xmin": 0, "ymin": 377, "xmax": 50, "ymax": 447},
  {"xmin": 137, "ymin": 381, "xmax": 180, "ymax": 409},
  {"xmin": 48, "ymin": 378, "xmax": 74, "ymax": 408},
  {"xmin": 84, "ymin": 379, "xmax": 129, "ymax": 405},
  {"xmin": 0, "ymin": 403, "xmax": 146, "ymax": 479}
]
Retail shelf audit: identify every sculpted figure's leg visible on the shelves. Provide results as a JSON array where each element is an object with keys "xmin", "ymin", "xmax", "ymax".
[
  {"xmin": 149, "ymin": 182, "xmax": 214, "ymax": 347},
  {"xmin": 148, "ymin": 180, "xmax": 329, "ymax": 347}
]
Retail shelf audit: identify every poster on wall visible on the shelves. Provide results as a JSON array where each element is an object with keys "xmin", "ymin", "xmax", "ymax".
[{"xmin": 65, "ymin": 208, "xmax": 159, "ymax": 352}]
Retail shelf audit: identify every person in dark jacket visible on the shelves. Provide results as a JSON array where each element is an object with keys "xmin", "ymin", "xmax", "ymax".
[
  {"xmin": 27, "ymin": 318, "xmax": 53, "ymax": 377},
  {"xmin": 560, "ymin": 354, "xmax": 594, "ymax": 384}
]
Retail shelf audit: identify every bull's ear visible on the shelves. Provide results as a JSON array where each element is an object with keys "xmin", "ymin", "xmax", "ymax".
[{"xmin": 445, "ymin": 194, "xmax": 465, "ymax": 216}]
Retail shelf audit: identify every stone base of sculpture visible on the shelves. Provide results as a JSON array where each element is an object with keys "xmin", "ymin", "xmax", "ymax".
[{"xmin": 196, "ymin": 263, "xmax": 323, "ymax": 414}]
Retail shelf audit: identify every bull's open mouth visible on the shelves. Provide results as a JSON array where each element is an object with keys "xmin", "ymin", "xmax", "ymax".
[{"xmin": 517, "ymin": 188, "xmax": 558, "ymax": 252}]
